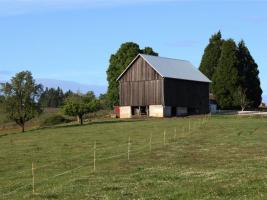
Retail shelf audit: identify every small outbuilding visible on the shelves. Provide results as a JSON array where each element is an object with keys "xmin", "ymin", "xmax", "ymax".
[{"xmin": 117, "ymin": 54, "xmax": 211, "ymax": 118}]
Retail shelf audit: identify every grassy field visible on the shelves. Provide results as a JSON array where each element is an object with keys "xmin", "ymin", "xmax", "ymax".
[{"xmin": 1, "ymin": 115, "xmax": 267, "ymax": 199}]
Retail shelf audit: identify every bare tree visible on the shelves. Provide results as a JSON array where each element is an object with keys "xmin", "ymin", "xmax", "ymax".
[{"xmin": 236, "ymin": 87, "xmax": 250, "ymax": 111}]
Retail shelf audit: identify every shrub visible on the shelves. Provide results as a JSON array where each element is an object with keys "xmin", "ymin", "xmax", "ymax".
[{"xmin": 40, "ymin": 114, "xmax": 71, "ymax": 127}]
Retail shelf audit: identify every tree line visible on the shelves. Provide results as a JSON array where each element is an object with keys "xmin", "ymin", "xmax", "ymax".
[
  {"xmin": 0, "ymin": 34, "xmax": 262, "ymax": 132},
  {"xmin": 199, "ymin": 31, "xmax": 262, "ymax": 110},
  {"xmin": 0, "ymin": 71, "xmax": 108, "ymax": 132},
  {"xmin": 106, "ymin": 37, "xmax": 262, "ymax": 111}
]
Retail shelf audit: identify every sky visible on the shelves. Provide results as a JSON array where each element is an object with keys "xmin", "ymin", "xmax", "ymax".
[{"xmin": 0, "ymin": 0, "xmax": 266, "ymax": 100}]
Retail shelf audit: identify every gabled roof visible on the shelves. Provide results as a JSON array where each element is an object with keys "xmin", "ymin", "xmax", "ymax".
[{"xmin": 117, "ymin": 54, "xmax": 211, "ymax": 83}]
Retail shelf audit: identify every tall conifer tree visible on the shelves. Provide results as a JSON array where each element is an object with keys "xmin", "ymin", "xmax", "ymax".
[
  {"xmin": 199, "ymin": 31, "xmax": 223, "ymax": 80},
  {"xmin": 237, "ymin": 40, "xmax": 262, "ymax": 108},
  {"xmin": 212, "ymin": 39, "xmax": 240, "ymax": 109}
]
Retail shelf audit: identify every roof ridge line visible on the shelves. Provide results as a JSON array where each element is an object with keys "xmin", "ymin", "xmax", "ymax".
[{"xmin": 139, "ymin": 53, "xmax": 189, "ymax": 62}]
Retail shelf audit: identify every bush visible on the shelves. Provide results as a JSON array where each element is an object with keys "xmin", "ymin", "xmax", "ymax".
[{"xmin": 40, "ymin": 114, "xmax": 71, "ymax": 127}]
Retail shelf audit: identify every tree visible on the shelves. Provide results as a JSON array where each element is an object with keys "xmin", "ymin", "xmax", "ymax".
[
  {"xmin": 236, "ymin": 87, "xmax": 250, "ymax": 111},
  {"xmin": 62, "ymin": 92, "xmax": 100, "ymax": 125},
  {"xmin": 141, "ymin": 47, "xmax": 159, "ymax": 56},
  {"xmin": 237, "ymin": 40, "xmax": 262, "ymax": 108},
  {"xmin": 39, "ymin": 87, "xmax": 65, "ymax": 108},
  {"xmin": 212, "ymin": 39, "xmax": 240, "ymax": 109},
  {"xmin": 106, "ymin": 42, "xmax": 158, "ymax": 108},
  {"xmin": 98, "ymin": 93, "xmax": 110, "ymax": 110},
  {"xmin": 1, "ymin": 71, "xmax": 43, "ymax": 132},
  {"xmin": 199, "ymin": 31, "xmax": 224, "ymax": 81}
]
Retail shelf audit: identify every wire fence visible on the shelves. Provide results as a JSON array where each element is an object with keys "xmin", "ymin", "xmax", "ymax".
[{"xmin": 1, "ymin": 116, "xmax": 212, "ymax": 198}]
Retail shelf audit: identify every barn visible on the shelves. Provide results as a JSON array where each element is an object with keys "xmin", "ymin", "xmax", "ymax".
[{"xmin": 117, "ymin": 54, "xmax": 211, "ymax": 118}]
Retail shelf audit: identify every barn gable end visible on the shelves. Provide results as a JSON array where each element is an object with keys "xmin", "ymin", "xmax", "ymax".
[
  {"xmin": 118, "ymin": 55, "xmax": 162, "ymax": 82},
  {"xmin": 119, "ymin": 55, "xmax": 164, "ymax": 107}
]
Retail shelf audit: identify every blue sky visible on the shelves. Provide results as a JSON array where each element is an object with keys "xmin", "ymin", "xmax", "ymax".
[{"xmin": 0, "ymin": 0, "xmax": 266, "ymax": 100}]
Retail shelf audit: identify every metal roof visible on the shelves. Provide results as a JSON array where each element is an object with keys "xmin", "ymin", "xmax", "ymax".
[{"xmin": 117, "ymin": 54, "xmax": 211, "ymax": 83}]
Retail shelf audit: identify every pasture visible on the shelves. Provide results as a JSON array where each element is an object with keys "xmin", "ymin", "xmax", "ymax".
[{"xmin": 1, "ymin": 115, "xmax": 267, "ymax": 199}]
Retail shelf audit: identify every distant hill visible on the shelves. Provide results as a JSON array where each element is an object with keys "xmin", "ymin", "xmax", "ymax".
[{"xmin": 37, "ymin": 78, "xmax": 107, "ymax": 96}]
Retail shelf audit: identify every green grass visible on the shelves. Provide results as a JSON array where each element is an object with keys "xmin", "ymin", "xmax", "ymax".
[{"xmin": 1, "ymin": 115, "xmax": 267, "ymax": 199}]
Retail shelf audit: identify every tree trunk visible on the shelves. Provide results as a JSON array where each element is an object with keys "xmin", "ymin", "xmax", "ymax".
[
  {"xmin": 79, "ymin": 116, "xmax": 83, "ymax": 125},
  {"xmin": 76, "ymin": 116, "xmax": 80, "ymax": 124},
  {"xmin": 21, "ymin": 124, "xmax": 25, "ymax": 132}
]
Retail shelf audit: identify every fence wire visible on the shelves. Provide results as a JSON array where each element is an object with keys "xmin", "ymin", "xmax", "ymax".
[{"xmin": 1, "ymin": 123, "xmax": 205, "ymax": 197}]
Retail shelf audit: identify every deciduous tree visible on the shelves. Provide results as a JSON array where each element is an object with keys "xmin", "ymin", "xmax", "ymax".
[
  {"xmin": 1, "ymin": 71, "xmax": 43, "ymax": 132},
  {"xmin": 62, "ymin": 92, "xmax": 100, "ymax": 125},
  {"xmin": 106, "ymin": 42, "xmax": 158, "ymax": 108}
]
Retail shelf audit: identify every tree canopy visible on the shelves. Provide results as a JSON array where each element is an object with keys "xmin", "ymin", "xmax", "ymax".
[
  {"xmin": 200, "ymin": 31, "xmax": 262, "ymax": 110},
  {"xmin": 212, "ymin": 39, "xmax": 240, "ymax": 109},
  {"xmin": 199, "ymin": 31, "xmax": 223, "ymax": 81},
  {"xmin": 106, "ymin": 42, "xmax": 158, "ymax": 108},
  {"xmin": 39, "ymin": 87, "xmax": 65, "ymax": 108},
  {"xmin": 237, "ymin": 40, "xmax": 262, "ymax": 108},
  {"xmin": 62, "ymin": 92, "xmax": 100, "ymax": 125},
  {"xmin": 1, "ymin": 71, "xmax": 43, "ymax": 132}
]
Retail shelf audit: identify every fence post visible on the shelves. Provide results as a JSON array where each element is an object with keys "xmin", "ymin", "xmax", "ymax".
[
  {"xmin": 149, "ymin": 133, "xmax": 152, "ymax": 153},
  {"xmin": 164, "ymin": 130, "xmax": 166, "ymax": 146},
  {"xmin": 174, "ymin": 127, "xmax": 177, "ymax": 141},
  {"xmin": 32, "ymin": 162, "xmax": 35, "ymax": 195},
  {"xmin": 189, "ymin": 120, "xmax": 191, "ymax": 133},
  {"xmin": 93, "ymin": 141, "xmax": 96, "ymax": 172},
  {"xmin": 128, "ymin": 136, "xmax": 130, "ymax": 161}
]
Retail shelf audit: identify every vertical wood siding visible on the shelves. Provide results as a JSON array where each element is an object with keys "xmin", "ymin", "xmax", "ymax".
[
  {"xmin": 118, "ymin": 55, "xmax": 210, "ymax": 113},
  {"xmin": 119, "ymin": 56, "xmax": 162, "ymax": 82},
  {"xmin": 164, "ymin": 78, "xmax": 209, "ymax": 113},
  {"xmin": 119, "ymin": 56, "xmax": 163, "ymax": 106}
]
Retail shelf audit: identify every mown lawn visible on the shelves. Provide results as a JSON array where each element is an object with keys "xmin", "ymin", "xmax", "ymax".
[{"xmin": 1, "ymin": 115, "xmax": 267, "ymax": 199}]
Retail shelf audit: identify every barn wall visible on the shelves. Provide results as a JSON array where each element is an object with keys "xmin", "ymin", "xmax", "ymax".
[
  {"xmin": 119, "ymin": 56, "xmax": 162, "ymax": 82},
  {"xmin": 164, "ymin": 78, "xmax": 209, "ymax": 114},
  {"xmin": 119, "ymin": 56, "xmax": 164, "ymax": 106}
]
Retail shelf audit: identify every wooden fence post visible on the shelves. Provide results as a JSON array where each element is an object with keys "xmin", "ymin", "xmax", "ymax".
[
  {"xmin": 189, "ymin": 120, "xmax": 191, "ymax": 133},
  {"xmin": 149, "ymin": 133, "xmax": 152, "ymax": 153},
  {"xmin": 174, "ymin": 127, "xmax": 177, "ymax": 141},
  {"xmin": 32, "ymin": 162, "xmax": 35, "ymax": 195},
  {"xmin": 128, "ymin": 136, "xmax": 130, "ymax": 161},
  {"xmin": 164, "ymin": 130, "xmax": 166, "ymax": 146},
  {"xmin": 93, "ymin": 141, "xmax": 96, "ymax": 172}
]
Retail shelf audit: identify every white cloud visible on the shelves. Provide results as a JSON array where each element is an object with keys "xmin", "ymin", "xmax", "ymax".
[{"xmin": 0, "ymin": 0, "xmax": 178, "ymax": 16}]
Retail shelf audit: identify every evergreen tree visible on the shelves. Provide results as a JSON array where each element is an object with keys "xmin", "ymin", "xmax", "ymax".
[
  {"xmin": 199, "ymin": 31, "xmax": 223, "ymax": 80},
  {"xmin": 212, "ymin": 39, "xmax": 240, "ymax": 109},
  {"xmin": 237, "ymin": 40, "xmax": 262, "ymax": 108},
  {"xmin": 106, "ymin": 42, "xmax": 158, "ymax": 107},
  {"xmin": 39, "ymin": 87, "xmax": 65, "ymax": 107}
]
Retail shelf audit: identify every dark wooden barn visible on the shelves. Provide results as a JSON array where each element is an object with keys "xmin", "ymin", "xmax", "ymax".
[{"xmin": 117, "ymin": 54, "xmax": 211, "ymax": 118}]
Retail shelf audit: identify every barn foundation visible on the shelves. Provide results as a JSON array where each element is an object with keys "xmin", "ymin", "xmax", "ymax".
[
  {"xmin": 149, "ymin": 105, "xmax": 172, "ymax": 117},
  {"xmin": 119, "ymin": 106, "xmax": 131, "ymax": 118}
]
